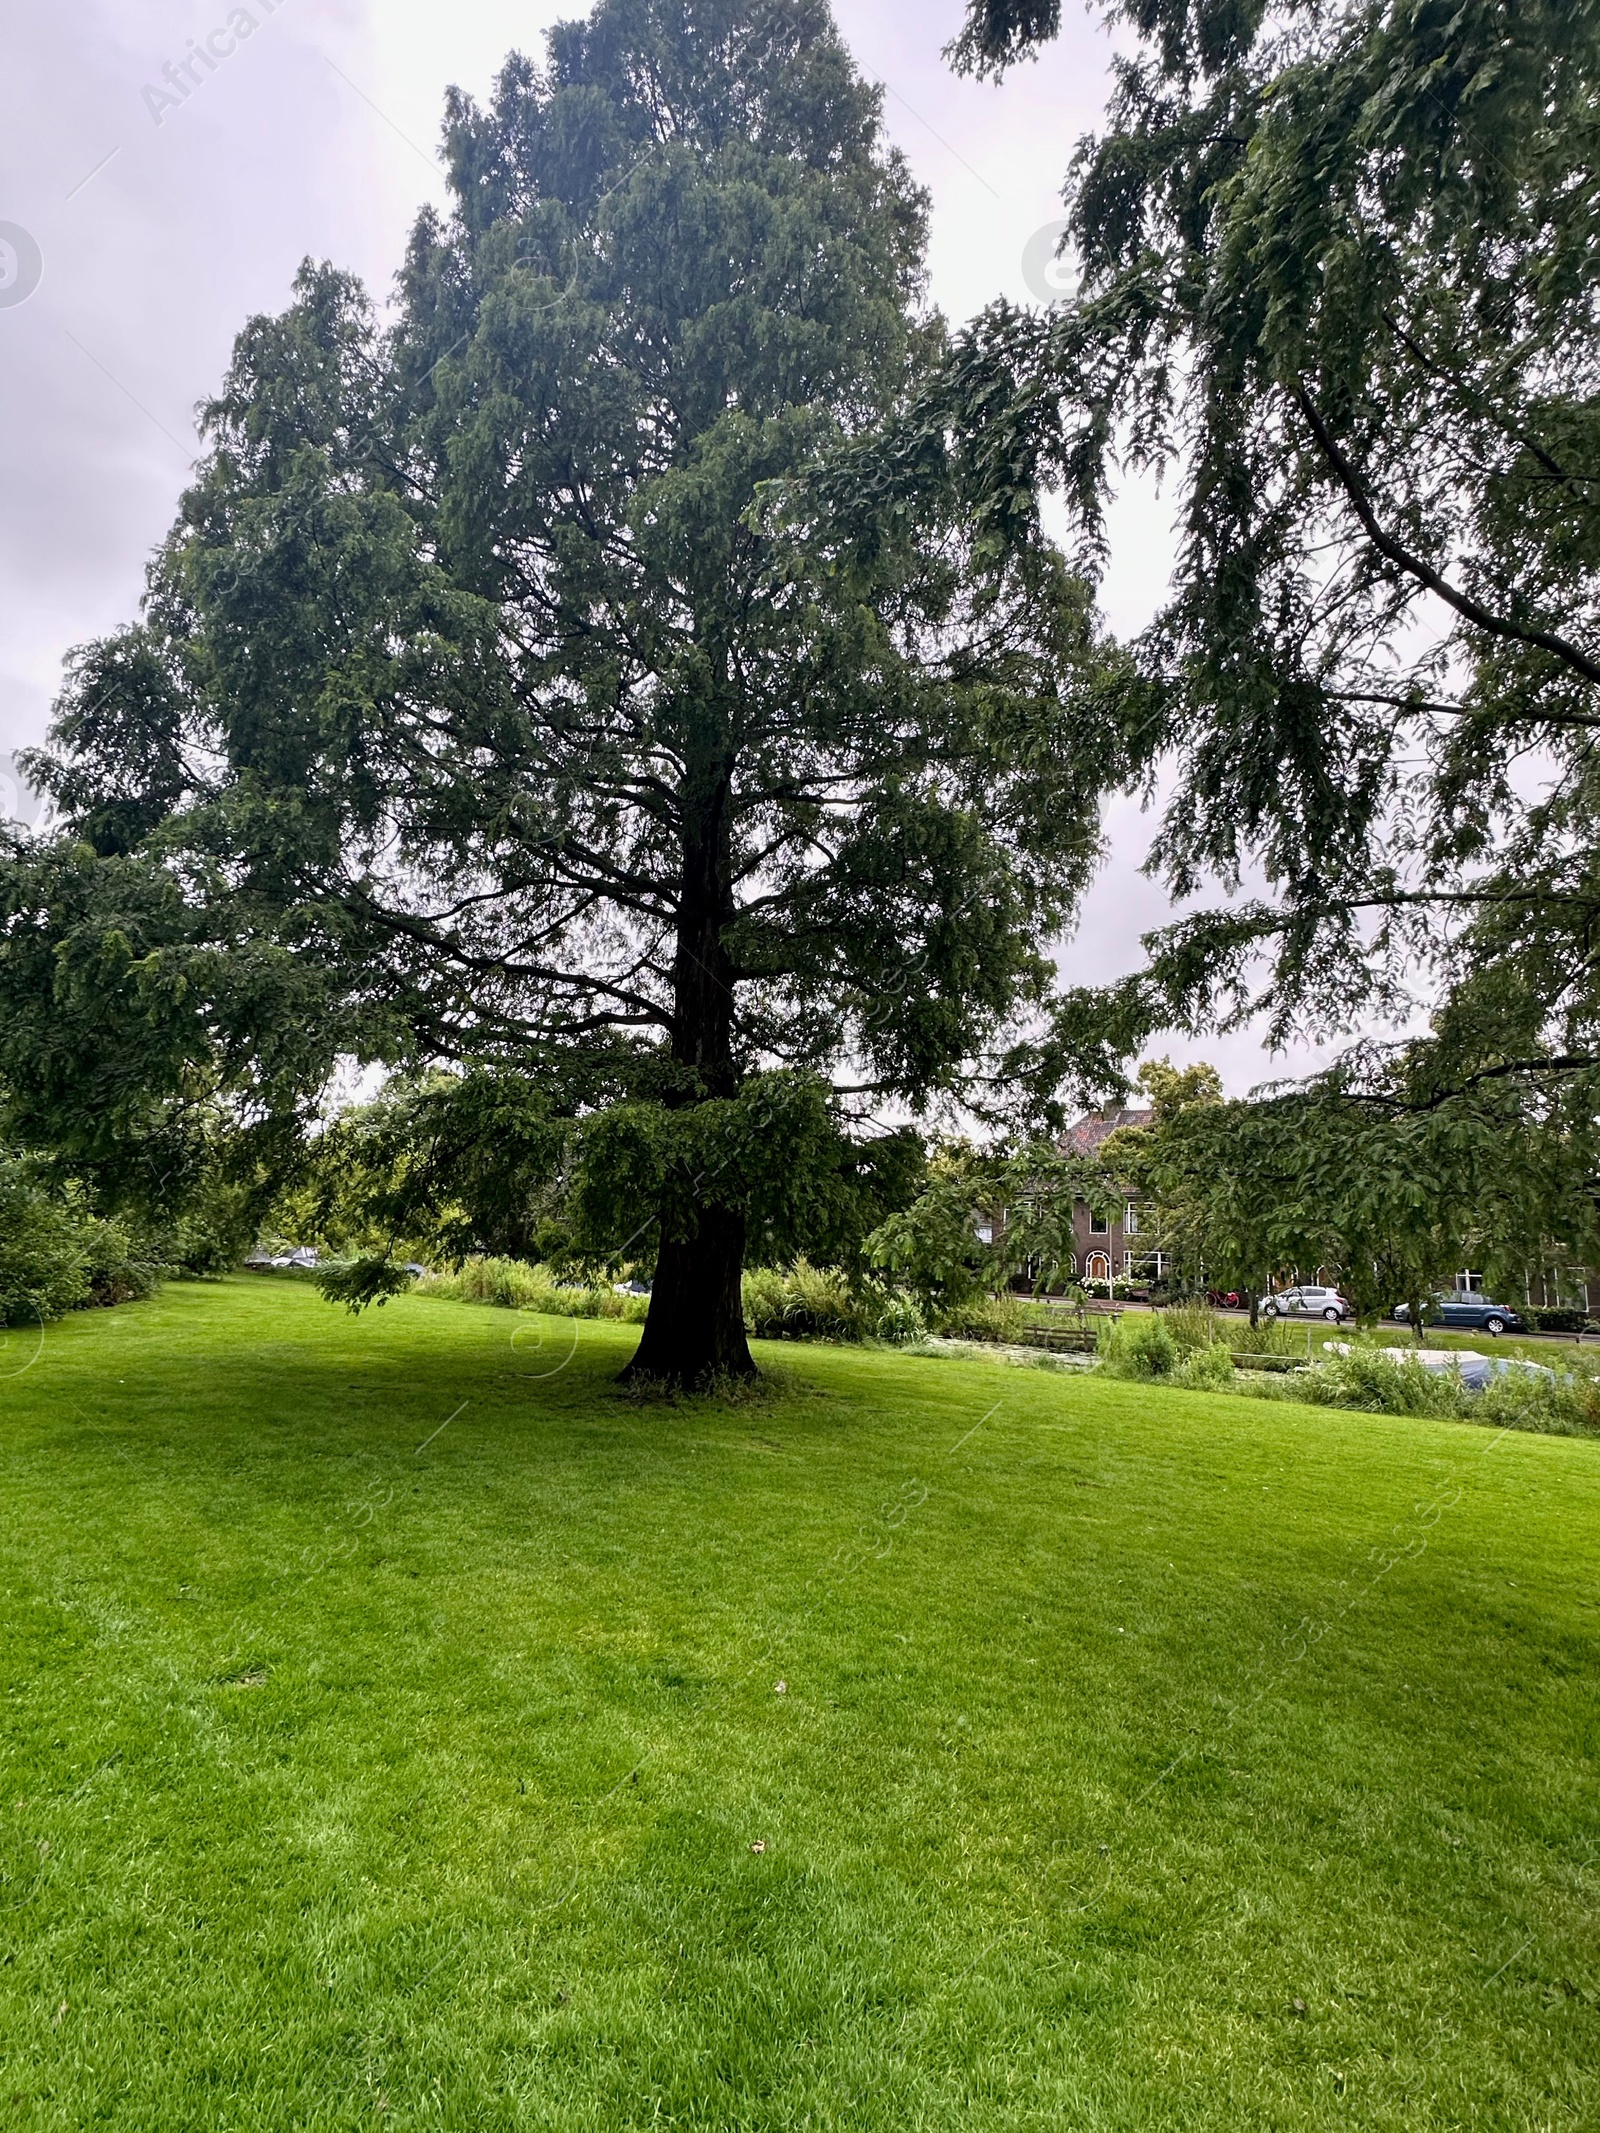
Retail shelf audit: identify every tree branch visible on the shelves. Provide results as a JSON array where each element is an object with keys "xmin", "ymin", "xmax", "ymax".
[{"xmin": 1292, "ymin": 382, "xmax": 1600, "ymax": 689}]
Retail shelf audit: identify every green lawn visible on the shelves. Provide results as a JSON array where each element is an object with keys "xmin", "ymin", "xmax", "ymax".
[{"xmin": 1, "ymin": 1279, "xmax": 1596, "ymax": 2130}]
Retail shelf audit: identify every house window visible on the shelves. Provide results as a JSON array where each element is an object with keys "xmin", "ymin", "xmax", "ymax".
[
  {"xmin": 1089, "ymin": 1208, "xmax": 1109, "ymax": 1235},
  {"xmin": 975, "ymin": 1223, "xmax": 993, "ymax": 1244},
  {"xmin": 1125, "ymin": 1202, "xmax": 1138, "ymax": 1236}
]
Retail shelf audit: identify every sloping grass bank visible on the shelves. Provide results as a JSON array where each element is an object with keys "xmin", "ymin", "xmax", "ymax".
[{"xmin": 0, "ymin": 1277, "xmax": 1596, "ymax": 2129}]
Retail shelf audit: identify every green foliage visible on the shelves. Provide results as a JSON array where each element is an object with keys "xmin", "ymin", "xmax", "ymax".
[
  {"xmin": 1303, "ymin": 1349, "xmax": 1471, "ymax": 1420},
  {"xmin": 1110, "ymin": 1038, "xmax": 1600, "ymax": 1328},
  {"xmin": 10, "ymin": 0, "xmax": 1120, "ymax": 1384},
  {"xmin": 574, "ymin": 1074, "xmax": 907, "ymax": 1272},
  {"xmin": 0, "ymin": 1154, "xmax": 166, "ymax": 1324},
  {"xmin": 1162, "ymin": 1331, "xmax": 1600, "ymax": 1438},
  {"xmin": 1174, "ymin": 1342, "xmax": 1237, "ymax": 1392},
  {"xmin": 1222, "ymin": 1315, "xmax": 1314, "ymax": 1364},
  {"xmin": 867, "ymin": 1287, "xmax": 929, "ymax": 1346},
  {"xmin": 422, "ymin": 1258, "xmax": 550, "ymax": 1312},
  {"xmin": 1476, "ymin": 1364, "xmax": 1600, "ymax": 1440},
  {"xmin": 312, "ymin": 1259, "xmax": 419, "ymax": 1314},
  {"xmin": 0, "ymin": 1167, "xmax": 98, "ymax": 1325},
  {"xmin": 951, "ymin": 0, "xmax": 1600, "ymax": 976},
  {"xmin": 1096, "ymin": 1311, "xmax": 1178, "ymax": 1380},
  {"xmin": 931, "ymin": 1291, "xmax": 1027, "ymax": 1343},
  {"xmin": 865, "ymin": 1150, "xmax": 1001, "ymax": 1318},
  {"xmin": 415, "ymin": 1257, "xmax": 650, "ymax": 1323},
  {"xmin": 1158, "ymin": 1300, "xmax": 1221, "ymax": 1359},
  {"xmin": 945, "ymin": 0, "xmax": 1600, "ymax": 1239},
  {"xmin": 739, "ymin": 1262, "xmax": 926, "ymax": 1345},
  {"xmin": 284, "ymin": 1070, "xmax": 570, "ymax": 1267},
  {"xmin": 866, "ymin": 1138, "xmax": 1110, "ymax": 1317},
  {"xmin": 740, "ymin": 1261, "xmax": 860, "ymax": 1344},
  {"xmin": 1525, "ymin": 1309, "xmax": 1595, "ymax": 1337}
]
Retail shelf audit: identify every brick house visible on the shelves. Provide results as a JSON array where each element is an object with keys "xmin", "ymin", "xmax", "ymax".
[{"xmin": 1060, "ymin": 1107, "xmax": 1162, "ymax": 1288}]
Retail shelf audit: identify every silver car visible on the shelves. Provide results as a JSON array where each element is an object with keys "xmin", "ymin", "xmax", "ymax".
[{"xmin": 1262, "ymin": 1284, "xmax": 1353, "ymax": 1324}]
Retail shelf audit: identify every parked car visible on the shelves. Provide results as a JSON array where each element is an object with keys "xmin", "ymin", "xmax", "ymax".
[
  {"xmin": 1261, "ymin": 1284, "xmax": 1354, "ymax": 1324},
  {"xmin": 1392, "ymin": 1295, "xmax": 1524, "ymax": 1337}
]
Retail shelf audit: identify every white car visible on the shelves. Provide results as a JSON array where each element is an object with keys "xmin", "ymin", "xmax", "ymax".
[{"xmin": 1262, "ymin": 1284, "xmax": 1354, "ymax": 1324}]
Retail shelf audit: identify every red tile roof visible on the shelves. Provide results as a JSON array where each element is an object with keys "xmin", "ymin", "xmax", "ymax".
[{"xmin": 1061, "ymin": 1108, "xmax": 1155, "ymax": 1155}]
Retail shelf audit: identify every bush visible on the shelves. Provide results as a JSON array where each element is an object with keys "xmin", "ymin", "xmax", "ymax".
[
  {"xmin": 1161, "ymin": 1301, "xmax": 1222, "ymax": 1359},
  {"xmin": 743, "ymin": 1260, "xmax": 866, "ymax": 1343},
  {"xmin": 868, "ymin": 1288, "xmax": 927, "ymax": 1345},
  {"xmin": 1525, "ymin": 1308, "xmax": 1595, "ymax": 1336},
  {"xmin": 1223, "ymin": 1315, "xmax": 1313, "ymax": 1363},
  {"xmin": 0, "ymin": 1165, "xmax": 92, "ymax": 1323},
  {"xmin": 1299, "ymin": 1348, "xmax": 1468, "ymax": 1418},
  {"xmin": 416, "ymin": 1257, "xmax": 648, "ymax": 1321},
  {"xmin": 0, "ymin": 1159, "xmax": 166, "ymax": 1324},
  {"xmin": 933, "ymin": 1291, "xmax": 1027, "ymax": 1344},
  {"xmin": 1174, "ymin": 1341, "xmax": 1237, "ymax": 1391},
  {"xmin": 741, "ymin": 1263, "xmax": 930, "ymax": 1347},
  {"xmin": 80, "ymin": 1219, "xmax": 167, "ymax": 1307},
  {"xmin": 1477, "ymin": 1362, "xmax": 1600, "ymax": 1437},
  {"xmin": 1096, "ymin": 1311, "xmax": 1179, "ymax": 1380}
]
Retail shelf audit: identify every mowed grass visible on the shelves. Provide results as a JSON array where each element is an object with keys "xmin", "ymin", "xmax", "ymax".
[{"xmin": 1, "ymin": 1280, "xmax": 1596, "ymax": 2130}]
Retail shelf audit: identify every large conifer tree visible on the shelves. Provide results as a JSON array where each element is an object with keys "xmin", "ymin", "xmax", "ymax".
[{"xmin": 17, "ymin": 0, "xmax": 1113, "ymax": 1384}]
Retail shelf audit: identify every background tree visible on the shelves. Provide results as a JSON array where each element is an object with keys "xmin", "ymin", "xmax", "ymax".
[
  {"xmin": 15, "ymin": 0, "xmax": 1115, "ymax": 1387},
  {"xmin": 1108, "ymin": 1031, "xmax": 1600, "ymax": 1336},
  {"xmin": 944, "ymin": 0, "xmax": 1600, "ymax": 1168},
  {"xmin": 866, "ymin": 1138, "xmax": 1110, "ymax": 1319}
]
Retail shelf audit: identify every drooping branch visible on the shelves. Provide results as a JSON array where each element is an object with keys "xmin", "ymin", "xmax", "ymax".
[{"xmin": 1293, "ymin": 383, "xmax": 1600, "ymax": 689}]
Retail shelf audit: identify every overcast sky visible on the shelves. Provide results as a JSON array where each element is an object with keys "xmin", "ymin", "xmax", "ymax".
[{"xmin": 0, "ymin": 0, "xmax": 1359, "ymax": 1094}]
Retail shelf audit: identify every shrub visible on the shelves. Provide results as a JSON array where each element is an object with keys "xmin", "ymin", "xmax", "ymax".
[
  {"xmin": 1300, "ymin": 1348, "xmax": 1469, "ymax": 1418},
  {"xmin": 742, "ymin": 1260, "xmax": 862, "ymax": 1343},
  {"xmin": 933, "ymin": 1291, "xmax": 1027, "ymax": 1344},
  {"xmin": 868, "ymin": 1288, "xmax": 927, "ymax": 1346},
  {"xmin": 0, "ymin": 1160, "xmax": 170, "ymax": 1325},
  {"xmin": 1174, "ymin": 1341, "xmax": 1237, "ymax": 1391},
  {"xmin": 1476, "ymin": 1362, "xmax": 1600, "ymax": 1437},
  {"xmin": 1161, "ymin": 1301, "xmax": 1222, "ymax": 1359},
  {"xmin": 0, "ymin": 1164, "xmax": 92, "ymax": 1324},
  {"xmin": 1096, "ymin": 1311, "xmax": 1179, "ymax": 1379},
  {"xmin": 80, "ymin": 1218, "xmax": 167, "ymax": 1307},
  {"xmin": 1525, "ymin": 1308, "xmax": 1595, "ymax": 1336},
  {"xmin": 416, "ymin": 1257, "xmax": 647, "ymax": 1321},
  {"xmin": 1223, "ymin": 1316, "xmax": 1313, "ymax": 1364},
  {"xmin": 740, "ymin": 1264, "xmax": 930, "ymax": 1346}
]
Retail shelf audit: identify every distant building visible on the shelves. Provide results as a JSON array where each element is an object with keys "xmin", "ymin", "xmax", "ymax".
[{"xmin": 1060, "ymin": 1108, "xmax": 1165, "ymax": 1288}]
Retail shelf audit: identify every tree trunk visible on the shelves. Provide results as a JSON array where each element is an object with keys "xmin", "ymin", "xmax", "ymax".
[
  {"xmin": 620, "ymin": 760, "xmax": 757, "ymax": 1388},
  {"xmin": 1407, "ymin": 1292, "xmax": 1426, "ymax": 1345},
  {"xmin": 623, "ymin": 1203, "xmax": 755, "ymax": 1387}
]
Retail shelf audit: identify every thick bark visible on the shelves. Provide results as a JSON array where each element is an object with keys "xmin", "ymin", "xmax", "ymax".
[
  {"xmin": 620, "ymin": 761, "xmax": 758, "ymax": 1387},
  {"xmin": 622, "ymin": 1203, "xmax": 756, "ymax": 1386}
]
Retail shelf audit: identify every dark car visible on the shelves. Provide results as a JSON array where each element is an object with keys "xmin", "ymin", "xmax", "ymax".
[{"xmin": 1392, "ymin": 1295, "xmax": 1524, "ymax": 1338}]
